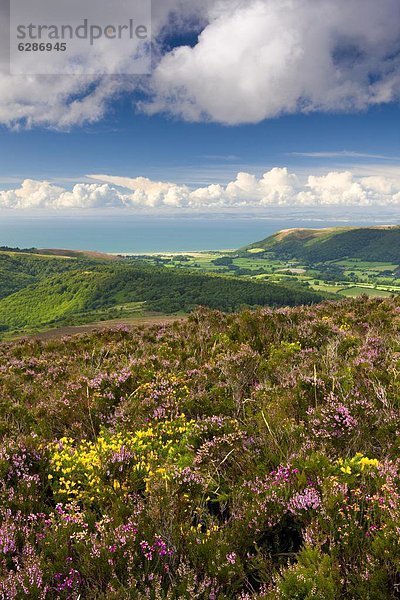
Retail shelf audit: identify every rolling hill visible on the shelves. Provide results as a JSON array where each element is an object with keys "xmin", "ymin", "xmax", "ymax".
[
  {"xmin": 241, "ymin": 225, "xmax": 400, "ymax": 262},
  {"xmin": 0, "ymin": 259, "xmax": 329, "ymax": 335}
]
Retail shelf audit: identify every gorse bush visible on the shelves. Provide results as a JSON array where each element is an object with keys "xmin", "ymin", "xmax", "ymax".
[
  {"xmin": 0, "ymin": 296, "xmax": 399, "ymax": 598},
  {"xmin": 48, "ymin": 416, "xmax": 198, "ymax": 503}
]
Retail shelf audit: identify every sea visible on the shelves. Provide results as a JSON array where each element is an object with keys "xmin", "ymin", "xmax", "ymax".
[{"xmin": 0, "ymin": 207, "xmax": 398, "ymax": 253}]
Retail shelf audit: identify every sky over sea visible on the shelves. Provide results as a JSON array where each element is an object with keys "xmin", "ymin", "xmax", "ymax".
[{"xmin": 0, "ymin": 0, "xmax": 399, "ymax": 214}]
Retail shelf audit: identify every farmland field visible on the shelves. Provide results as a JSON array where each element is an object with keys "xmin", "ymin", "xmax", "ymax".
[{"xmin": 125, "ymin": 251, "xmax": 400, "ymax": 299}]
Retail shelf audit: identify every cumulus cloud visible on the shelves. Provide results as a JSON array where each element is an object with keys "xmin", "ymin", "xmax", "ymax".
[
  {"xmin": 0, "ymin": 0, "xmax": 197, "ymax": 128},
  {"xmin": 88, "ymin": 174, "xmax": 192, "ymax": 207},
  {"xmin": 0, "ymin": 180, "xmax": 125, "ymax": 209},
  {"xmin": 1, "ymin": 167, "xmax": 400, "ymax": 209},
  {"xmin": 1, "ymin": 0, "xmax": 400, "ymax": 127},
  {"xmin": 145, "ymin": 0, "xmax": 400, "ymax": 124}
]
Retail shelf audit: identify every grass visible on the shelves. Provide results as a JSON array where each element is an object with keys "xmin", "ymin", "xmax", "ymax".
[
  {"xmin": 337, "ymin": 260, "xmax": 396, "ymax": 268},
  {"xmin": 339, "ymin": 286, "xmax": 394, "ymax": 298},
  {"xmin": 0, "ymin": 250, "xmax": 76, "ymax": 260}
]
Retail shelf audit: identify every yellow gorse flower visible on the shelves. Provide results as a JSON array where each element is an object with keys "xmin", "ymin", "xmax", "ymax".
[
  {"xmin": 48, "ymin": 415, "xmax": 197, "ymax": 503},
  {"xmin": 337, "ymin": 453, "xmax": 380, "ymax": 477}
]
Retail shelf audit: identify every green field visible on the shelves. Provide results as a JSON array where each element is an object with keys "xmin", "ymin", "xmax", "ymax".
[
  {"xmin": 126, "ymin": 251, "xmax": 400, "ymax": 300},
  {"xmin": 339, "ymin": 286, "xmax": 395, "ymax": 298}
]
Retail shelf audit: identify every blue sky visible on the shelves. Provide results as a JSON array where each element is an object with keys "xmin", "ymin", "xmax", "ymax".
[
  {"xmin": 0, "ymin": 0, "xmax": 399, "ymax": 210},
  {"xmin": 1, "ymin": 104, "xmax": 399, "ymax": 187}
]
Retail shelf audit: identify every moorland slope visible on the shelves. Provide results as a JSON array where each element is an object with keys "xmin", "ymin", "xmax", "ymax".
[
  {"xmin": 241, "ymin": 225, "xmax": 400, "ymax": 262},
  {"xmin": 0, "ymin": 297, "xmax": 398, "ymax": 597}
]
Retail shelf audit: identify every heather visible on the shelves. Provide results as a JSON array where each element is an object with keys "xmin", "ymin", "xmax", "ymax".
[{"xmin": 0, "ymin": 296, "xmax": 399, "ymax": 599}]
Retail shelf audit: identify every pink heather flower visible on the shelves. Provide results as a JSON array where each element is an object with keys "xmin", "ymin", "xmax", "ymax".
[
  {"xmin": 140, "ymin": 540, "xmax": 153, "ymax": 561},
  {"xmin": 289, "ymin": 487, "xmax": 321, "ymax": 514},
  {"xmin": 140, "ymin": 536, "xmax": 173, "ymax": 561}
]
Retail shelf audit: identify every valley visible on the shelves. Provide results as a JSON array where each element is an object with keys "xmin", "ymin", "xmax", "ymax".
[
  {"xmin": 0, "ymin": 225, "xmax": 398, "ymax": 339},
  {"xmin": 123, "ymin": 225, "xmax": 400, "ymax": 300}
]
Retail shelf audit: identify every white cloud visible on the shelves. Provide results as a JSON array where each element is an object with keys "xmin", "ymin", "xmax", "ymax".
[
  {"xmin": 0, "ymin": 0, "xmax": 400, "ymax": 127},
  {"xmin": 289, "ymin": 151, "xmax": 399, "ymax": 160},
  {"xmin": 0, "ymin": 0, "xmax": 195, "ymax": 128},
  {"xmin": 0, "ymin": 180, "xmax": 64, "ymax": 208},
  {"xmin": 144, "ymin": 0, "xmax": 400, "ymax": 124},
  {"xmin": 1, "ymin": 167, "xmax": 400, "ymax": 209},
  {"xmin": 0, "ymin": 180, "xmax": 126, "ymax": 208},
  {"xmin": 0, "ymin": 75, "xmax": 128, "ymax": 129}
]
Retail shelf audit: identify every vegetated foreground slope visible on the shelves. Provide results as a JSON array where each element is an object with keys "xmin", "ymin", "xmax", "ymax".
[
  {"xmin": 0, "ymin": 296, "xmax": 399, "ymax": 598},
  {"xmin": 0, "ymin": 251, "xmax": 79, "ymax": 300},
  {"xmin": 0, "ymin": 271, "xmax": 111, "ymax": 330},
  {"xmin": 242, "ymin": 225, "xmax": 400, "ymax": 262},
  {"xmin": 0, "ymin": 262, "xmax": 328, "ymax": 334}
]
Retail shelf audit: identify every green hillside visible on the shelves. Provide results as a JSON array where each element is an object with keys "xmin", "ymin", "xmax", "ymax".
[
  {"xmin": 241, "ymin": 225, "xmax": 400, "ymax": 262},
  {"xmin": 91, "ymin": 264, "xmax": 328, "ymax": 312},
  {"xmin": 0, "ymin": 250, "xmax": 80, "ymax": 299},
  {"xmin": 0, "ymin": 261, "xmax": 329, "ymax": 335},
  {"xmin": 0, "ymin": 270, "xmax": 113, "ymax": 330}
]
